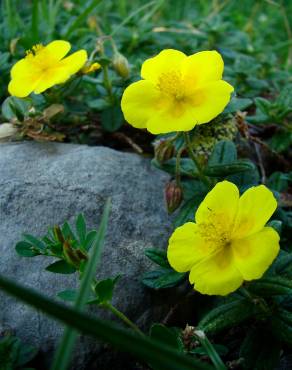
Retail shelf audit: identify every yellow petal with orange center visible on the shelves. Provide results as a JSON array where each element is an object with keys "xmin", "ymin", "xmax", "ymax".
[{"xmin": 231, "ymin": 227, "xmax": 280, "ymax": 280}]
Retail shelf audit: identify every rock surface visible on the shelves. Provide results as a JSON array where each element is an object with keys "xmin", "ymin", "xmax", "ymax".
[{"xmin": 0, "ymin": 142, "xmax": 171, "ymax": 369}]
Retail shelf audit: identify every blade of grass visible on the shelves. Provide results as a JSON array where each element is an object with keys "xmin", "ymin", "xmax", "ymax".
[
  {"xmin": 63, "ymin": 0, "xmax": 101, "ymax": 39},
  {"xmin": 110, "ymin": 1, "xmax": 157, "ymax": 37},
  {"xmin": 51, "ymin": 199, "xmax": 111, "ymax": 370},
  {"xmin": 0, "ymin": 275, "xmax": 212, "ymax": 370}
]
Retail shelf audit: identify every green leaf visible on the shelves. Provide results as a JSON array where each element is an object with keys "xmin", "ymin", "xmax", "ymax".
[
  {"xmin": 1, "ymin": 96, "xmax": 31, "ymax": 121},
  {"xmin": 274, "ymin": 252, "xmax": 292, "ymax": 276},
  {"xmin": 57, "ymin": 290, "xmax": 78, "ymax": 302},
  {"xmin": 23, "ymin": 233, "xmax": 46, "ymax": 251},
  {"xmin": 270, "ymin": 309, "xmax": 292, "ymax": 346},
  {"xmin": 205, "ymin": 159, "xmax": 255, "ymax": 177},
  {"xmin": 45, "ymin": 260, "xmax": 77, "ymax": 274},
  {"xmin": 267, "ymin": 220, "xmax": 282, "ymax": 234},
  {"xmin": 223, "ymin": 97, "xmax": 253, "ymax": 114},
  {"xmin": 248, "ymin": 276, "xmax": 292, "ymax": 296},
  {"xmin": 15, "ymin": 241, "xmax": 40, "ymax": 257},
  {"xmin": 62, "ymin": 222, "xmax": 77, "ymax": 242},
  {"xmin": 83, "ymin": 230, "xmax": 97, "ymax": 251},
  {"xmin": 240, "ymin": 326, "xmax": 281, "ymax": 370},
  {"xmin": 0, "ymin": 335, "xmax": 37, "ymax": 368},
  {"xmin": 268, "ymin": 172, "xmax": 289, "ymax": 192},
  {"xmin": 145, "ymin": 249, "xmax": 170, "ymax": 268},
  {"xmin": 208, "ymin": 140, "xmax": 237, "ymax": 166},
  {"xmin": 142, "ymin": 268, "xmax": 186, "ymax": 290},
  {"xmin": 76, "ymin": 214, "xmax": 86, "ymax": 244},
  {"xmin": 198, "ymin": 299, "xmax": 256, "ymax": 335},
  {"xmin": 0, "ymin": 276, "xmax": 212, "ymax": 370},
  {"xmin": 150, "ymin": 324, "xmax": 183, "ymax": 351},
  {"xmin": 101, "ymin": 105, "xmax": 124, "ymax": 132},
  {"xmin": 94, "ymin": 276, "xmax": 120, "ymax": 304},
  {"xmin": 51, "ymin": 199, "xmax": 111, "ymax": 370}
]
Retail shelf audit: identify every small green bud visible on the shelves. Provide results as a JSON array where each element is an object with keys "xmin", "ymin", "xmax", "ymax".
[
  {"xmin": 165, "ymin": 181, "xmax": 183, "ymax": 214},
  {"xmin": 112, "ymin": 51, "xmax": 130, "ymax": 79}
]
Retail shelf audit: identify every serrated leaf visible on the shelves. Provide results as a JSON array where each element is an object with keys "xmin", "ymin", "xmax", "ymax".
[
  {"xmin": 15, "ymin": 241, "xmax": 40, "ymax": 257},
  {"xmin": 145, "ymin": 249, "xmax": 170, "ymax": 268},
  {"xmin": 46, "ymin": 260, "xmax": 76, "ymax": 274},
  {"xmin": 142, "ymin": 268, "xmax": 186, "ymax": 290}
]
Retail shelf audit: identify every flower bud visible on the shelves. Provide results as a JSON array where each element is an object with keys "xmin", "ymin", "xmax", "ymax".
[
  {"xmin": 112, "ymin": 52, "xmax": 130, "ymax": 79},
  {"xmin": 154, "ymin": 140, "xmax": 175, "ymax": 163},
  {"xmin": 165, "ymin": 181, "xmax": 183, "ymax": 214},
  {"xmin": 81, "ymin": 62, "xmax": 101, "ymax": 74},
  {"xmin": 63, "ymin": 241, "xmax": 88, "ymax": 269}
]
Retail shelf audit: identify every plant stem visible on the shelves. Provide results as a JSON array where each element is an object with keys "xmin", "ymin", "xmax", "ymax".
[
  {"xmin": 175, "ymin": 147, "xmax": 184, "ymax": 186},
  {"xmin": 183, "ymin": 132, "xmax": 211, "ymax": 188},
  {"xmin": 102, "ymin": 302, "xmax": 144, "ymax": 336},
  {"xmin": 194, "ymin": 330, "xmax": 227, "ymax": 370}
]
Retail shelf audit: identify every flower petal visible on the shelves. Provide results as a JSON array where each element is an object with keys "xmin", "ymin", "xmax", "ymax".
[
  {"xmin": 232, "ymin": 185, "xmax": 277, "ymax": 239},
  {"xmin": 145, "ymin": 104, "xmax": 199, "ymax": 134},
  {"xmin": 8, "ymin": 59, "xmax": 41, "ymax": 97},
  {"xmin": 189, "ymin": 248, "xmax": 243, "ymax": 296},
  {"xmin": 167, "ymin": 222, "xmax": 209, "ymax": 273},
  {"xmin": 121, "ymin": 80, "xmax": 160, "ymax": 129},
  {"xmin": 44, "ymin": 40, "xmax": 71, "ymax": 61},
  {"xmin": 182, "ymin": 51, "xmax": 224, "ymax": 86},
  {"xmin": 141, "ymin": 49, "xmax": 186, "ymax": 83},
  {"xmin": 188, "ymin": 80, "xmax": 234, "ymax": 124},
  {"xmin": 195, "ymin": 181, "xmax": 239, "ymax": 233},
  {"xmin": 232, "ymin": 227, "xmax": 280, "ymax": 280},
  {"xmin": 33, "ymin": 50, "xmax": 87, "ymax": 94}
]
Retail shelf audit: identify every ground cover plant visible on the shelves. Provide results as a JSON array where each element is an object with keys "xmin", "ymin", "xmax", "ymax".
[{"xmin": 0, "ymin": 0, "xmax": 291, "ymax": 369}]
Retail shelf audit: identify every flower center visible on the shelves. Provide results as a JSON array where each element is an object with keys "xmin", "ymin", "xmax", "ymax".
[
  {"xmin": 25, "ymin": 44, "xmax": 44, "ymax": 58},
  {"xmin": 157, "ymin": 71, "xmax": 186, "ymax": 101},
  {"xmin": 198, "ymin": 218, "xmax": 231, "ymax": 254}
]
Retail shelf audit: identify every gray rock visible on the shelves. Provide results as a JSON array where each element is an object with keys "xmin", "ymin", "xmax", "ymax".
[{"xmin": 0, "ymin": 142, "xmax": 172, "ymax": 369}]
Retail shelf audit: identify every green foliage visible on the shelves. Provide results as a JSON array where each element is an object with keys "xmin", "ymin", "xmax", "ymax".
[
  {"xmin": 142, "ymin": 248, "xmax": 186, "ymax": 289},
  {"xmin": 0, "ymin": 334, "xmax": 37, "ymax": 370},
  {"xmin": 0, "ymin": 276, "xmax": 212, "ymax": 370}
]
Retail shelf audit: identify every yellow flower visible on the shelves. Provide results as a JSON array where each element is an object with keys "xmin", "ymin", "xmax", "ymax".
[
  {"xmin": 121, "ymin": 49, "xmax": 234, "ymax": 134},
  {"xmin": 8, "ymin": 40, "xmax": 87, "ymax": 97},
  {"xmin": 167, "ymin": 181, "xmax": 280, "ymax": 296}
]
